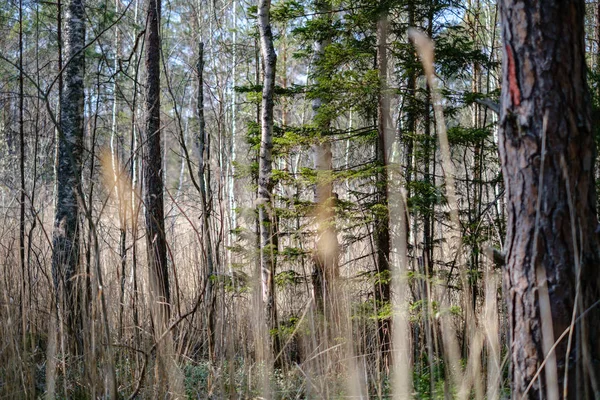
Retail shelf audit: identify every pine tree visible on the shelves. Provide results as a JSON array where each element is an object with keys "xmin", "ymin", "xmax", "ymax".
[{"xmin": 499, "ymin": 0, "xmax": 600, "ymax": 397}]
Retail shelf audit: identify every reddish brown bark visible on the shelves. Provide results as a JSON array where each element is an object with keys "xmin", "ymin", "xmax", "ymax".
[{"xmin": 499, "ymin": 1, "xmax": 600, "ymax": 398}]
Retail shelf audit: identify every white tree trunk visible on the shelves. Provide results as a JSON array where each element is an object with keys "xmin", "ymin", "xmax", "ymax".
[{"xmin": 257, "ymin": 0, "xmax": 280, "ymax": 362}]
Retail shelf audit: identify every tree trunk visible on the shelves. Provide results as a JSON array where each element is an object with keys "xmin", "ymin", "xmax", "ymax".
[
  {"xmin": 257, "ymin": 0, "xmax": 280, "ymax": 364},
  {"xmin": 197, "ymin": 42, "xmax": 216, "ymax": 361},
  {"xmin": 227, "ymin": 0, "xmax": 238, "ymax": 292},
  {"xmin": 144, "ymin": 0, "xmax": 169, "ymax": 322},
  {"xmin": 311, "ymin": 0, "xmax": 338, "ymax": 319},
  {"xmin": 52, "ymin": 0, "xmax": 85, "ymax": 353},
  {"xmin": 110, "ymin": 0, "xmax": 128, "ymax": 342},
  {"xmin": 18, "ymin": 0, "xmax": 27, "ymax": 353},
  {"xmin": 144, "ymin": 0, "xmax": 182, "ymax": 393},
  {"xmin": 375, "ymin": 11, "xmax": 391, "ymax": 372},
  {"xmin": 499, "ymin": 1, "xmax": 600, "ymax": 398}
]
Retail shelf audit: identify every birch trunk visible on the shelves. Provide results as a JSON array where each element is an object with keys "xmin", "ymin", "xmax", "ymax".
[
  {"xmin": 257, "ymin": 0, "xmax": 280, "ymax": 361},
  {"xmin": 52, "ymin": 0, "xmax": 85, "ymax": 353}
]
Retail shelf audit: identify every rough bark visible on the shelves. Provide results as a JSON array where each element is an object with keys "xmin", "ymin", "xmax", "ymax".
[
  {"xmin": 499, "ymin": 1, "xmax": 600, "ymax": 398},
  {"xmin": 257, "ymin": 0, "xmax": 281, "ymax": 361},
  {"xmin": 144, "ymin": 0, "xmax": 169, "ymax": 320},
  {"xmin": 51, "ymin": 0, "xmax": 85, "ymax": 351},
  {"xmin": 144, "ymin": 0, "xmax": 185, "ymax": 394}
]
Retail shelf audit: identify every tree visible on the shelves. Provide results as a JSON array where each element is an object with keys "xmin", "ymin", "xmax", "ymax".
[
  {"xmin": 144, "ymin": 0, "xmax": 169, "ymax": 326},
  {"xmin": 257, "ymin": 0, "xmax": 281, "ymax": 362},
  {"xmin": 375, "ymin": 4, "xmax": 392, "ymax": 370},
  {"xmin": 18, "ymin": 0, "xmax": 26, "ymax": 352},
  {"xmin": 51, "ymin": 0, "xmax": 85, "ymax": 352},
  {"xmin": 143, "ymin": 0, "xmax": 183, "ymax": 393},
  {"xmin": 499, "ymin": 0, "xmax": 600, "ymax": 398},
  {"xmin": 196, "ymin": 41, "xmax": 216, "ymax": 361},
  {"xmin": 310, "ymin": 0, "xmax": 338, "ymax": 322}
]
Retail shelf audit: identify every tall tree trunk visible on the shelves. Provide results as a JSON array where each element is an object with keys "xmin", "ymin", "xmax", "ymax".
[
  {"xmin": 311, "ymin": 0, "xmax": 338, "ymax": 319},
  {"xmin": 499, "ymin": 1, "xmax": 600, "ymax": 398},
  {"xmin": 257, "ymin": 0, "xmax": 281, "ymax": 363},
  {"xmin": 197, "ymin": 42, "xmax": 216, "ymax": 361},
  {"xmin": 144, "ymin": 0, "xmax": 183, "ymax": 394},
  {"xmin": 52, "ymin": 0, "xmax": 85, "ymax": 353},
  {"xmin": 402, "ymin": 1, "xmax": 429, "ymax": 393},
  {"xmin": 227, "ymin": 0, "xmax": 238, "ymax": 291},
  {"xmin": 84, "ymin": 75, "xmax": 100, "ymax": 397},
  {"xmin": 375, "ymin": 10, "xmax": 391, "ymax": 372},
  {"xmin": 110, "ymin": 0, "xmax": 128, "ymax": 342},
  {"xmin": 57, "ymin": 0, "xmax": 63, "ymax": 119},
  {"xmin": 144, "ymin": 0, "xmax": 169, "ymax": 324},
  {"xmin": 18, "ymin": 0, "xmax": 27, "ymax": 354}
]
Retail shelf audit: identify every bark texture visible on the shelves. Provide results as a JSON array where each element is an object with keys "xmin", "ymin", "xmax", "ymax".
[
  {"xmin": 257, "ymin": 0, "xmax": 281, "ymax": 359},
  {"xmin": 52, "ymin": 0, "xmax": 85, "ymax": 348},
  {"xmin": 144, "ymin": 0, "xmax": 185, "ymax": 394},
  {"xmin": 499, "ymin": 1, "xmax": 600, "ymax": 398},
  {"xmin": 144, "ymin": 0, "xmax": 170, "ymax": 320}
]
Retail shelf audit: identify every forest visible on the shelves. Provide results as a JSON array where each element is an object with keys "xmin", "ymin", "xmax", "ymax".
[{"xmin": 1, "ymin": 0, "xmax": 600, "ymax": 398}]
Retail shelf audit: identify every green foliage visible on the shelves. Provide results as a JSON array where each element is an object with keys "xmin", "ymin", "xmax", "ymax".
[
  {"xmin": 279, "ymin": 246, "xmax": 309, "ymax": 262},
  {"xmin": 462, "ymin": 88, "xmax": 500, "ymax": 106},
  {"xmin": 244, "ymin": 121, "xmax": 261, "ymax": 154},
  {"xmin": 235, "ymin": 83, "xmax": 306, "ymax": 97},
  {"xmin": 352, "ymin": 297, "xmax": 392, "ymax": 322},
  {"xmin": 373, "ymin": 269, "xmax": 391, "ymax": 286},
  {"xmin": 413, "ymin": 358, "xmax": 449, "ymax": 399},
  {"xmin": 271, "ymin": 0, "xmax": 305, "ymax": 22},
  {"xmin": 370, "ymin": 202, "xmax": 389, "ymax": 220},
  {"xmin": 275, "ymin": 269, "xmax": 303, "ymax": 287},
  {"xmin": 334, "ymin": 162, "xmax": 382, "ymax": 183},
  {"xmin": 233, "ymin": 160, "xmax": 258, "ymax": 181},
  {"xmin": 408, "ymin": 179, "xmax": 443, "ymax": 215},
  {"xmin": 184, "ymin": 362, "xmax": 211, "ymax": 398},
  {"xmin": 273, "ymin": 126, "xmax": 317, "ymax": 152},
  {"xmin": 435, "ymin": 26, "xmax": 490, "ymax": 78},
  {"xmin": 446, "ymin": 126, "xmax": 490, "ymax": 146}
]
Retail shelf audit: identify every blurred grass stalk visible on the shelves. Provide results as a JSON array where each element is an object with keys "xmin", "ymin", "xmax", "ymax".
[{"xmin": 409, "ymin": 28, "xmax": 500, "ymax": 400}]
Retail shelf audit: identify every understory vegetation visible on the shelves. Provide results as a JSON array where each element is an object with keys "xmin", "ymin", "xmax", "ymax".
[{"xmin": 1, "ymin": 0, "xmax": 600, "ymax": 398}]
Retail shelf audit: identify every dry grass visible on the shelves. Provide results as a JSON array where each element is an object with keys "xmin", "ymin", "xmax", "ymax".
[{"xmin": 0, "ymin": 34, "xmax": 510, "ymax": 400}]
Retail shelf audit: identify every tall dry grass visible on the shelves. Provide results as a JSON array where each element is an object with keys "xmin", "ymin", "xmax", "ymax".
[{"xmin": 0, "ymin": 33, "xmax": 509, "ymax": 400}]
